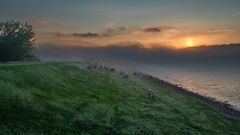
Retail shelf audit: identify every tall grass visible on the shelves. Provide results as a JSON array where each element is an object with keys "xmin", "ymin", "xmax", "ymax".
[
  {"xmin": 0, "ymin": 81, "xmax": 33, "ymax": 109},
  {"xmin": 0, "ymin": 63, "xmax": 239, "ymax": 135}
]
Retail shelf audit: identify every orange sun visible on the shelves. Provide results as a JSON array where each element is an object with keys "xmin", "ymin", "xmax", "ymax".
[{"xmin": 186, "ymin": 37, "xmax": 194, "ymax": 47}]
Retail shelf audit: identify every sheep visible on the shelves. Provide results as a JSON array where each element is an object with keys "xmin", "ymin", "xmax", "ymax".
[
  {"xmin": 99, "ymin": 65, "xmax": 103, "ymax": 69},
  {"xmin": 133, "ymin": 72, "xmax": 140, "ymax": 76},
  {"xmin": 87, "ymin": 65, "xmax": 93, "ymax": 70},
  {"xmin": 104, "ymin": 66, "xmax": 109, "ymax": 71},
  {"xmin": 110, "ymin": 68, "xmax": 116, "ymax": 72},
  {"xmin": 120, "ymin": 71, "xmax": 124, "ymax": 75},
  {"xmin": 148, "ymin": 88, "xmax": 156, "ymax": 99},
  {"xmin": 122, "ymin": 74, "xmax": 129, "ymax": 79},
  {"xmin": 92, "ymin": 64, "xmax": 97, "ymax": 69}
]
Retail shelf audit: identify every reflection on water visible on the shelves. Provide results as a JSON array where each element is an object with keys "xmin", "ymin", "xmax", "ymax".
[{"xmin": 136, "ymin": 66, "xmax": 240, "ymax": 110}]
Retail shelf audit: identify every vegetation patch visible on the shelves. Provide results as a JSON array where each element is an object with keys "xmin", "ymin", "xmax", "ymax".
[{"xmin": 0, "ymin": 63, "xmax": 239, "ymax": 135}]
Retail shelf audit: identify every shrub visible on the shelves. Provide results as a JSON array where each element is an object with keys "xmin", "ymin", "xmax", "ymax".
[{"xmin": 0, "ymin": 20, "xmax": 36, "ymax": 62}]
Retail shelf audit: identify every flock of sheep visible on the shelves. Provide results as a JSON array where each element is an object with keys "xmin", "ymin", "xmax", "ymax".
[{"xmin": 86, "ymin": 62, "xmax": 156, "ymax": 99}]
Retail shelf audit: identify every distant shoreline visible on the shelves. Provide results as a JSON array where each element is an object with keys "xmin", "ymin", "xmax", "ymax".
[{"xmin": 140, "ymin": 73, "xmax": 240, "ymax": 118}]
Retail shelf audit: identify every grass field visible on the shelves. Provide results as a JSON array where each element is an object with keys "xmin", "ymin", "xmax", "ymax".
[{"xmin": 0, "ymin": 62, "xmax": 240, "ymax": 135}]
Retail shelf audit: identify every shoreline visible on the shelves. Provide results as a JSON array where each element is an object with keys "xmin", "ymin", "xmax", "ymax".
[{"xmin": 139, "ymin": 72, "xmax": 240, "ymax": 118}]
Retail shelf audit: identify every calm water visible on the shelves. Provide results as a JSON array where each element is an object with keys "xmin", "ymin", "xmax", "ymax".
[{"xmin": 135, "ymin": 65, "xmax": 240, "ymax": 110}]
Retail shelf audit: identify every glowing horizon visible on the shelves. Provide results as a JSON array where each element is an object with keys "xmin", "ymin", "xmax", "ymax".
[
  {"xmin": 36, "ymin": 26, "xmax": 240, "ymax": 49},
  {"xmin": 1, "ymin": 0, "xmax": 240, "ymax": 48}
]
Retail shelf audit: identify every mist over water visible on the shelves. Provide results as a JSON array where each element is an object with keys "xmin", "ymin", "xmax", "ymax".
[{"xmin": 38, "ymin": 44, "xmax": 240, "ymax": 110}]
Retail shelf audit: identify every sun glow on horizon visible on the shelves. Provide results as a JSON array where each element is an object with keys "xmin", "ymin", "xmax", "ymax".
[{"xmin": 186, "ymin": 37, "xmax": 194, "ymax": 47}]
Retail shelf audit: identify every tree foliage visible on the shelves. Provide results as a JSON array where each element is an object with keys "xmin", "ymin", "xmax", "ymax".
[{"xmin": 0, "ymin": 20, "xmax": 36, "ymax": 62}]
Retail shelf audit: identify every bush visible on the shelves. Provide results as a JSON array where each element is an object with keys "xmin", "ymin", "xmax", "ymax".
[{"xmin": 0, "ymin": 20, "xmax": 36, "ymax": 62}]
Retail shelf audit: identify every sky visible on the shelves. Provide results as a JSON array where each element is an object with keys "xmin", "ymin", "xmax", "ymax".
[{"xmin": 1, "ymin": 0, "xmax": 240, "ymax": 48}]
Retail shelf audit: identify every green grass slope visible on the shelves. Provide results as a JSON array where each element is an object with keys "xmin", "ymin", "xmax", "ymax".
[{"xmin": 0, "ymin": 63, "xmax": 239, "ymax": 135}]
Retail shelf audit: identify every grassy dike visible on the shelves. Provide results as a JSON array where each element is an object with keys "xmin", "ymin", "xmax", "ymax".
[{"xmin": 0, "ymin": 62, "xmax": 240, "ymax": 135}]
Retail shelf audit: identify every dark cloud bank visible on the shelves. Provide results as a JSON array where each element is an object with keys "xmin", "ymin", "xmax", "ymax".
[
  {"xmin": 52, "ymin": 26, "xmax": 176, "ymax": 39},
  {"xmin": 37, "ymin": 43, "xmax": 240, "ymax": 70},
  {"xmin": 143, "ymin": 26, "xmax": 175, "ymax": 33}
]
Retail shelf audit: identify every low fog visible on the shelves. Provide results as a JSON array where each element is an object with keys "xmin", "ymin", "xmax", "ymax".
[{"xmin": 37, "ymin": 43, "xmax": 240, "ymax": 71}]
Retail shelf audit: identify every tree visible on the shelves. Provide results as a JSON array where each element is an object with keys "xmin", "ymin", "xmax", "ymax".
[{"xmin": 0, "ymin": 20, "xmax": 36, "ymax": 62}]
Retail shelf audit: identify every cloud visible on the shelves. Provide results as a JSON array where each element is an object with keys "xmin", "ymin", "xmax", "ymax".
[
  {"xmin": 72, "ymin": 32, "xmax": 101, "ymax": 38},
  {"xmin": 104, "ymin": 27, "xmax": 127, "ymax": 35},
  {"xmin": 143, "ymin": 26, "xmax": 176, "ymax": 33},
  {"xmin": 232, "ymin": 12, "xmax": 240, "ymax": 17},
  {"xmin": 176, "ymin": 28, "xmax": 235, "ymax": 40},
  {"xmin": 51, "ymin": 26, "xmax": 175, "ymax": 39},
  {"xmin": 196, "ymin": 29, "xmax": 233, "ymax": 35},
  {"xmin": 143, "ymin": 27, "xmax": 161, "ymax": 33},
  {"xmin": 54, "ymin": 32, "xmax": 65, "ymax": 37},
  {"xmin": 38, "ymin": 25, "xmax": 239, "ymax": 49},
  {"xmin": 32, "ymin": 18, "xmax": 62, "ymax": 26},
  {"xmin": 54, "ymin": 32, "xmax": 102, "ymax": 38},
  {"xmin": 49, "ymin": 26, "xmax": 130, "ymax": 39}
]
